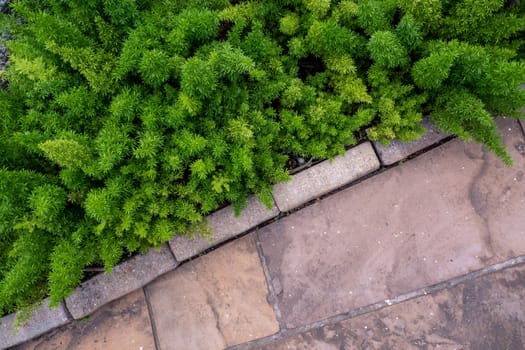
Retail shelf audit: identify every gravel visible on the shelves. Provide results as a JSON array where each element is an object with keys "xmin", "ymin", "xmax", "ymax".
[
  {"xmin": 0, "ymin": 0, "xmax": 11, "ymax": 87},
  {"xmin": 0, "ymin": 0, "xmax": 12, "ymax": 14}
]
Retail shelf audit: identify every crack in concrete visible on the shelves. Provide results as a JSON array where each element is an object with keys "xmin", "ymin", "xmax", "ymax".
[
  {"xmin": 226, "ymin": 255, "xmax": 525, "ymax": 350},
  {"xmin": 254, "ymin": 231, "xmax": 286, "ymax": 332},
  {"xmin": 204, "ymin": 293, "xmax": 227, "ymax": 346},
  {"xmin": 143, "ymin": 287, "xmax": 161, "ymax": 350}
]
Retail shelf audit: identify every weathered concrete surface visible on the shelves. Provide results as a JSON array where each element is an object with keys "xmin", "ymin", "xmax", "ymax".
[
  {"xmin": 14, "ymin": 289, "xmax": 155, "ymax": 350},
  {"xmin": 272, "ymin": 142, "xmax": 380, "ymax": 212},
  {"xmin": 259, "ymin": 263, "xmax": 525, "ymax": 350},
  {"xmin": 372, "ymin": 117, "xmax": 449, "ymax": 166},
  {"xmin": 169, "ymin": 195, "xmax": 279, "ymax": 261},
  {"xmin": 258, "ymin": 118, "xmax": 525, "ymax": 329},
  {"xmin": 65, "ymin": 244, "xmax": 177, "ymax": 319},
  {"xmin": 147, "ymin": 235, "xmax": 279, "ymax": 350},
  {"xmin": 0, "ymin": 299, "xmax": 70, "ymax": 349}
]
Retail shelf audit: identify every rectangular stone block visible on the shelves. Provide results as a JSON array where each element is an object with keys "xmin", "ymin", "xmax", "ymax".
[
  {"xmin": 372, "ymin": 117, "xmax": 449, "ymax": 166},
  {"xmin": 147, "ymin": 235, "xmax": 279, "ymax": 350},
  {"xmin": 65, "ymin": 244, "xmax": 177, "ymax": 319},
  {"xmin": 169, "ymin": 195, "xmax": 279, "ymax": 261},
  {"xmin": 272, "ymin": 142, "xmax": 380, "ymax": 212},
  {"xmin": 258, "ymin": 118, "xmax": 525, "ymax": 329},
  {"xmin": 0, "ymin": 298, "xmax": 70, "ymax": 349}
]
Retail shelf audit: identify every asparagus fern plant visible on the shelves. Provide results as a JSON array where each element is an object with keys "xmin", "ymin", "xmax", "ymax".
[{"xmin": 0, "ymin": 0, "xmax": 524, "ymax": 316}]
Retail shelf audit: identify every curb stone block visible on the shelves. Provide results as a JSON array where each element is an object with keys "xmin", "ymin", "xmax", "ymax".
[
  {"xmin": 169, "ymin": 195, "xmax": 279, "ymax": 261},
  {"xmin": 0, "ymin": 298, "xmax": 70, "ymax": 349},
  {"xmin": 371, "ymin": 117, "xmax": 450, "ymax": 166},
  {"xmin": 272, "ymin": 142, "xmax": 380, "ymax": 212},
  {"xmin": 65, "ymin": 244, "xmax": 177, "ymax": 320}
]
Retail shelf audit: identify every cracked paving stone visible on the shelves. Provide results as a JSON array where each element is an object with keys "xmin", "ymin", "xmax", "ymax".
[
  {"xmin": 259, "ymin": 263, "xmax": 525, "ymax": 350},
  {"xmin": 257, "ymin": 117, "xmax": 525, "ymax": 329},
  {"xmin": 146, "ymin": 234, "xmax": 279, "ymax": 350},
  {"xmin": 13, "ymin": 289, "xmax": 155, "ymax": 350}
]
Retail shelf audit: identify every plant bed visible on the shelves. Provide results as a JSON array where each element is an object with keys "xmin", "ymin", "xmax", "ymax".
[{"xmin": 0, "ymin": 0, "xmax": 524, "ymax": 319}]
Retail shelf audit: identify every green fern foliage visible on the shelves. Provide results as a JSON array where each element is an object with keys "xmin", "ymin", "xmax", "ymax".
[{"xmin": 0, "ymin": 0, "xmax": 524, "ymax": 316}]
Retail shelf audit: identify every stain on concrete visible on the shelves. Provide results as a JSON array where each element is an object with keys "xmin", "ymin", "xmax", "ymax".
[
  {"xmin": 458, "ymin": 269, "xmax": 525, "ymax": 350},
  {"xmin": 468, "ymin": 149, "xmax": 496, "ymax": 260}
]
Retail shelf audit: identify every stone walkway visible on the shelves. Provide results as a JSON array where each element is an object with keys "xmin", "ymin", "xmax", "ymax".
[{"xmin": 8, "ymin": 118, "xmax": 525, "ymax": 350}]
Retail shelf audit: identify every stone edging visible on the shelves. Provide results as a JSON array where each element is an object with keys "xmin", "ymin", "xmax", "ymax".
[{"xmin": 0, "ymin": 119, "xmax": 449, "ymax": 348}]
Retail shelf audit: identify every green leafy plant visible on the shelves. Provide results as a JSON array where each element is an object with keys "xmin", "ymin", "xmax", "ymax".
[{"xmin": 0, "ymin": 0, "xmax": 524, "ymax": 317}]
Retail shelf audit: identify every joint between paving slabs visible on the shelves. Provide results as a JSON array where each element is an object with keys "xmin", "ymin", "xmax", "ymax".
[
  {"xmin": 227, "ymin": 255, "xmax": 525, "ymax": 350},
  {"xmin": 142, "ymin": 286, "xmax": 161, "ymax": 350},
  {"xmin": 254, "ymin": 230, "xmax": 286, "ymax": 332}
]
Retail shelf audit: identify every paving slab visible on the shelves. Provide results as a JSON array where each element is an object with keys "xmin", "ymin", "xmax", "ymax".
[
  {"xmin": 257, "ymin": 117, "xmax": 525, "ymax": 329},
  {"xmin": 272, "ymin": 142, "xmax": 379, "ymax": 212},
  {"xmin": 0, "ymin": 299, "xmax": 70, "ymax": 349},
  {"xmin": 372, "ymin": 117, "xmax": 449, "ymax": 166},
  {"xmin": 65, "ymin": 243, "xmax": 177, "ymax": 319},
  {"xmin": 258, "ymin": 262, "xmax": 525, "ymax": 350},
  {"xmin": 147, "ymin": 235, "xmax": 279, "ymax": 350},
  {"xmin": 169, "ymin": 195, "xmax": 279, "ymax": 261},
  {"xmin": 14, "ymin": 289, "xmax": 155, "ymax": 350}
]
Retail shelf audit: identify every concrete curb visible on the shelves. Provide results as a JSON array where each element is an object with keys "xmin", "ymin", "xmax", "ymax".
[
  {"xmin": 272, "ymin": 142, "xmax": 380, "ymax": 212},
  {"xmin": 0, "ymin": 298, "xmax": 70, "ymax": 349},
  {"xmin": 5, "ymin": 131, "xmax": 451, "ymax": 346},
  {"xmin": 371, "ymin": 117, "xmax": 450, "ymax": 166},
  {"xmin": 65, "ymin": 244, "xmax": 177, "ymax": 320}
]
